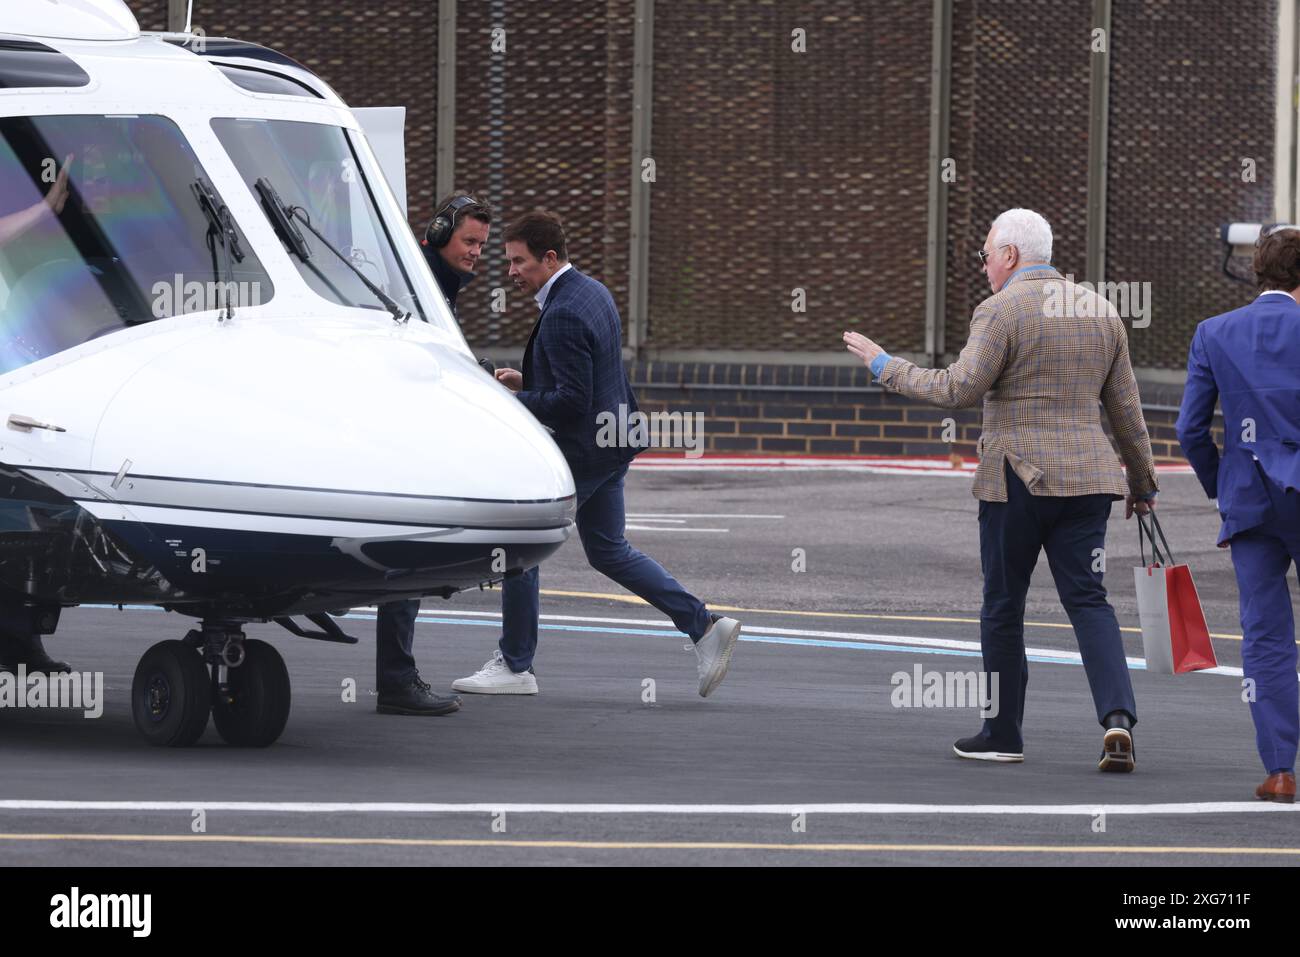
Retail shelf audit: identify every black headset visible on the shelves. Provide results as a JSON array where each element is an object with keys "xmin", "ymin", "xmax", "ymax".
[{"xmin": 425, "ymin": 195, "xmax": 479, "ymax": 249}]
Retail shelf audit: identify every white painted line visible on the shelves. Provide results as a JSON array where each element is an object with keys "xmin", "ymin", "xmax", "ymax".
[
  {"xmin": 625, "ymin": 525, "xmax": 729, "ymax": 533},
  {"xmin": 78, "ymin": 604, "xmax": 1244, "ymax": 678},
  {"xmin": 626, "ymin": 513, "xmax": 786, "ymax": 520},
  {"xmin": 406, "ymin": 609, "xmax": 1246, "ymax": 678},
  {"xmin": 0, "ymin": 800, "xmax": 1292, "ymax": 816}
]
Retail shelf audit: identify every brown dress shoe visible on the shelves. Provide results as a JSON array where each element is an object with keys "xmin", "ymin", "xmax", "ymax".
[
  {"xmin": 1255, "ymin": 772, "xmax": 1296, "ymax": 803},
  {"xmin": 1098, "ymin": 711, "xmax": 1136, "ymax": 773}
]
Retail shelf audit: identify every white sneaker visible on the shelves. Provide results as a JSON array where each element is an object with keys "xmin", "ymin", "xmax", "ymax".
[
  {"xmin": 452, "ymin": 650, "xmax": 538, "ymax": 695},
  {"xmin": 694, "ymin": 615, "xmax": 741, "ymax": 697}
]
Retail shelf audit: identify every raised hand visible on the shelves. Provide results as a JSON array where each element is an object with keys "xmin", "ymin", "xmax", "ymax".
[
  {"xmin": 843, "ymin": 330, "xmax": 884, "ymax": 366},
  {"xmin": 44, "ymin": 154, "xmax": 73, "ymax": 215}
]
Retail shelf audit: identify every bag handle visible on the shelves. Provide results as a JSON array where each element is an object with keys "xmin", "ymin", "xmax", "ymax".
[{"xmin": 1137, "ymin": 509, "xmax": 1175, "ymax": 567}]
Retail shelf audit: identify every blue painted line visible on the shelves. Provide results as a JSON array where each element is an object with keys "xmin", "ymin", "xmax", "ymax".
[
  {"xmin": 78, "ymin": 604, "xmax": 1113, "ymax": 669},
  {"xmin": 348, "ymin": 612, "xmax": 1088, "ymax": 667},
  {"xmin": 86, "ymin": 603, "xmax": 165, "ymax": 612}
]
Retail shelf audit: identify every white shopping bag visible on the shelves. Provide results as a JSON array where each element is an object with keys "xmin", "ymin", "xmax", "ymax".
[
  {"xmin": 1134, "ymin": 563, "xmax": 1175, "ymax": 674},
  {"xmin": 1133, "ymin": 512, "xmax": 1217, "ymax": 675}
]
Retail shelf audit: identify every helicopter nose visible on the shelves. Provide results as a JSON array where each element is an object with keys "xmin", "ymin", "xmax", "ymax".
[
  {"xmin": 88, "ymin": 317, "xmax": 576, "ymax": 531},
  {"xmin": 374, "ymin": 340, "xmax": 576, "ymax": 506},
  {"xmin": 293, "ymin": 327, "xmax": 577, "ymax": 511}
]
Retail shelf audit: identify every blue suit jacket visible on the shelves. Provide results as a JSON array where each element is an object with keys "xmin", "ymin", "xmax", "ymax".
[
  {"xmin": 1176, "ymin": 293, "xmax": 1300, "ymax": 544},
  {"xmin": 516, "ymin": 266, "xmax": 643, "ymax": 474}
]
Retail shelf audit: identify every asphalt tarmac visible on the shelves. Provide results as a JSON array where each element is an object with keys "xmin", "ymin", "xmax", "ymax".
[{"xmin": 1, "ymin": 464, "xmax": 1296, "ymax": 866}]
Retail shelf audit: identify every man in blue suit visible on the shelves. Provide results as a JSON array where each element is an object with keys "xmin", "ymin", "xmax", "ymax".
[
  {"xmin": 453, "ymin": 211, "xmax": 742, "ymax": 697},
  {"xmin": 1177, "ymin": 226, "xmax": 1300, "ymax": 803}
]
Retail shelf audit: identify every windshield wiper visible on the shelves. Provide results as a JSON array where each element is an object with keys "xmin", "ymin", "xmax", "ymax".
[
  {"xmin": 191, "ymin": 177, "xmax": 244, "ymax": 322},
  {"xmin": 254, "ymin": 177, "xmax": 410, "ymax": 324}
]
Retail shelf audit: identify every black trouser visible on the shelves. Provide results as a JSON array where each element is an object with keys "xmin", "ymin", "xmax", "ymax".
[
  {"xmin": 0, "ymin": 630, "xmax": 18, "ymax": 665},
  {"xmin": 376, "ymin": 599, "xmax": 421, "ymax": 692},
  {"xmin": 978, "ymin": 463, "xmax": 1137, "ymax": 749},
  {"xmin": 0, "ymin": 630, "xmax": 50, "ymax": 669}
]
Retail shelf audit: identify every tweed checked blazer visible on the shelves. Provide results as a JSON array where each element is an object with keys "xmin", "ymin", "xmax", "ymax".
[{"xmin": 877, "ymin": 267, "xmax": 1158, "ymax": 503}]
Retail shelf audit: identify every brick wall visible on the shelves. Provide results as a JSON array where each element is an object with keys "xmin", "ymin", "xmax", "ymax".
[
  {"xmin": 121, "ymin": 0, "xmax": 1277, "ymax": 371},
  {"xmin": 647, "ymin": 0, "xmax": 933, "ymax": 353},
  {"xmin": 630, "ymin": 361, "xmax": 1216, "ymax": 462},
  {"xmin": 1106, "ymin": 0, "xmax": 1277, "ymax": 369}
]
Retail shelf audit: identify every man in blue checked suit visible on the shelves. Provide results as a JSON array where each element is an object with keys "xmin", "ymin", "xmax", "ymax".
[
  {"xmin": 1177, "ymin": 226, "xmax": 1300, "ymax": 803},
  {"xmin": 452, "ymin": 210, "xmax": 742, "ymax": 697}
]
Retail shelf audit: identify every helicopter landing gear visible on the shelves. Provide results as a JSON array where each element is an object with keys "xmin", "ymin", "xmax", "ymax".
[{"xmin": 130, "ymin": 620, "xmax": 291, "ymax": 748}]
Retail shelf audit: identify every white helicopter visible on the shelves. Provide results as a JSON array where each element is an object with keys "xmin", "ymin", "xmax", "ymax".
[{"xmin": 0, "ymin": 1, "xmax": 575, "ymax": 746}]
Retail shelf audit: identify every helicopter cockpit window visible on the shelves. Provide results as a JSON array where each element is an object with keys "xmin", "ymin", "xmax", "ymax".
[
  {"xmin": 211, "ymin": 118, "xmax": 426, "ymax": 324},
  {"xmin": 0, "ymin": 114, "xmax": 274, "ymax": 375}
]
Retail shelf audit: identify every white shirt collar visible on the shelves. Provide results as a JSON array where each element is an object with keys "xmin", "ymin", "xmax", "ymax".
[
  {"xmin": 1257, "ymin": 290, "xmax": 1297, "ymax": 302},
  {"xmin": 535, "ymin": 262, "xmax": 573, "ymax": 311}
]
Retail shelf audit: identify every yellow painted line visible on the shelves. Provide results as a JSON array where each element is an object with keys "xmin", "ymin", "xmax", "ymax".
[
  {"xmin": 0, "ymin": 833, "xmax": 1296, "ymax": 855},
  {"xmin": 539, "ymin": 589, "xmax": 1249, "ymax": 642}
]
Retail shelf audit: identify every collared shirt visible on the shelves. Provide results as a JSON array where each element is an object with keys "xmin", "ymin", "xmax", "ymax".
[
  {"xmin": 1000, "ymin": 263, "xmax": 1055, "ymax": 289},
  {"xmin": 535, "ymin": 262, "xmax": 573, "ymax": 311}
]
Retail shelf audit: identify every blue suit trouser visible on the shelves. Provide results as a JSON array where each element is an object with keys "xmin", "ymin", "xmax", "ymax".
[
  {"xmin": 1229, "ymin": 476, "xmax": 1300, "ymax": 775},
  {"xmin": 375, "ymin": 598, "xmax": 420, "ymax": 692},
  {"xmin": 978, "ymin": 464, "xmax": 1137, "ymax": 749},
  {"xmin": 499, "ymin": 463, "xmax": 712, "ymax": 673}
]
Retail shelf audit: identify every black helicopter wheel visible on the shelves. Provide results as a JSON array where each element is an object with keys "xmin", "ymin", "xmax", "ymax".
[
  {"xmin": 211, "ymin": 639, "xmax": 291, "ymax": 747},
  {"xmin": 131, "ymin": 640, "xmax": 212, "ymax": 747}
]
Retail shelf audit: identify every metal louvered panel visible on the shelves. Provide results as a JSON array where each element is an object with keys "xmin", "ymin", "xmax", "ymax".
[
  {"xmin": 646, "ymin": 0, "xmax": 933, "ymax": 354},
  {"xmin": 121, "ymin": 1, "xmax": 1283, "ymax": 371},
  {"xmin": 943, "ymin": 0, "xmax": 1094, "ymax": 358},
  {"xmin": 449, "ymin": 0, "xmax": 635, "ymax": 349},
  {"xmin": 1106, "ymin": 0, "xmax": 1277, "ymax": 369}
]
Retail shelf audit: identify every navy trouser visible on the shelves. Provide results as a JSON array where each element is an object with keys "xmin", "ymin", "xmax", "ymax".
[
  {"xmin": 376, "ymin": 598, "xmax": 420, "ymax": 692},
  {"xmin": 499, "ymin": 463, "xmax": 712, "ymax": 673},
  {"xmin": 978, "ymin": 463, "xmax": 1136, "ymax": 749},
  {"xmin": 1229, "ymin": 474, "xmax": 1300, "ymax": 775}
]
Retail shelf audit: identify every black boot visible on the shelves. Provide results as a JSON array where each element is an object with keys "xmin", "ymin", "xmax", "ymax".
[
  {"xmin": 12, "ymin": 634, "xmax": 72, "ymax": 674},
  {"xmin": 377, "ymin": 676, "xmax": 461, "ymax": 716},
  {"xmin": 0, "ymin": 632, "xmax": 22, "ymax": 673}
]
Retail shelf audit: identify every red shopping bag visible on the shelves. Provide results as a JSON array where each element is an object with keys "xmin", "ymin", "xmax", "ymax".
[{"xmin": 1133, "ymin": 512, "xmax": 1218, "ymax": 674}]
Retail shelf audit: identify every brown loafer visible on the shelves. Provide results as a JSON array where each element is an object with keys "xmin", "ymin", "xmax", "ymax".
[
  {"xmin": 1255, "ymin": 772, "xmax": 1296, "ymax": 803},
  {"xmin": 1098, "ymin": 728, "xmax": 1136, "ymax": 773},
  {"xmin": 1098, "ymin": 710, "xmax": 1136, "ymax": 773}
]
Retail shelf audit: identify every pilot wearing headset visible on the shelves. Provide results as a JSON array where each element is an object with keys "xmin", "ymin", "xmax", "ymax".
[
  {"xmin": 420, "ymin": 192, "xmax": 491, "ymax": 321},
  {"xmin": 371, "ymin": 191, "xmax": 494, "ymax": 719}
]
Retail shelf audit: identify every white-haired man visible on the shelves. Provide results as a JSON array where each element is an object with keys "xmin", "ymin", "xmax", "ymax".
[{"xmin": 843, "ymin": 208, "xmax": 1159, "ymax": 771}]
